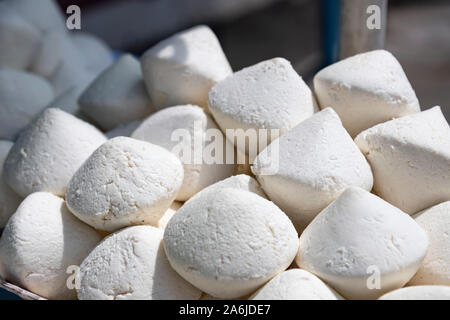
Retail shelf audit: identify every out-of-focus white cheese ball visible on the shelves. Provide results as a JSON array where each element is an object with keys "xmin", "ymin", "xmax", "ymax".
[
  {"xmin": 0, "ymin": 7, "xmax": 40, "ymax": 70},
  {"xmin": 408, "ymin": 201, "xmax": 450, "ymax": 286},
  {"xmin": 132, "ymin": 105, "xmax": 235, "ymax": 201},
  {"xmin": 3, "ymin": 108, "xmax": 106, "ymax": 198},
  {"xmin": 252, "ymin": 108, "xmax": 373, "ymax": 231},
  {"xmin": 77, "ymin": 226, "xmax": 201, "ymax": 300},
  {"xmin": 314, "ymin": 50, "xmax": 420, "ymax": 137},
  {"xmin": 79, "ymin": 54, "xmax": 154, "ymax": 131},
  {"xmin": 250, "ymin": 269, "xmax": 342, "ymax": 300},
  {"xmin": 355, "ymin": 106, "xmax": 450, "ymax": 214},
  {"xmin": 71, "ymin": 32, "xmax": 114, "ymax": 74},
  {"xmin": 378, "ymin": 286, "xmax": 450, "ymax": 300},
  {"xmin": 49, "ymin": 60, "xmax": 96, "ymax": 97},
  {"xmin": 296, "ymin": 187, "xmax": 428, "ymax": 300},
  {"xmin": 105, "ymin": 120, "xmax": 142, "ymax": 139},
  {"xmin": 163, "ymin": 188, "xmax": 299, "ymax": 299},
  {"xmin": 208, "ymin": 57, "xmax": 318, "ymax": 156},
  {"xmin": 0, "ymin": 192, "xmax": 101, "ymax": 300},
  {"xmin": 65, "ymin": 137, "xmax": 184, "ymax": 232},
  {"xmin": 0, "ymin": 68, "xmax": 54, "ymax": 140},
  {"xmin": 141, "ymin": 25, "xmax": 232, "ymax": 110},
  {"xmin": 0, "ymin": 140, "xmax": 22, "ymax": 228}
]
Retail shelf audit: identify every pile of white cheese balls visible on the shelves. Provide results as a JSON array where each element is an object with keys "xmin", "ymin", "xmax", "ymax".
[{"xmin": 0, "ymin": 0, "xmax": 449, "ymax": 300}]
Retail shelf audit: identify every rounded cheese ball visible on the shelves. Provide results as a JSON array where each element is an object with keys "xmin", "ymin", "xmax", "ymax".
[
  {"xmin": 78, "ymin": 226, "xmax": 201, "ymax": 300},
  {"xmin": 141, "ymin": 25, "xmax": 232, "ymax": 110},
  {"xmin": 314, "ymin": 50, "xmax": 420, "ymax": 137},
  {"xmin": 0, "ymin": 68, "xmax": 54, "ymax": 140},
  {"xmin": 378, "ymin": 286, "xmax": 450, "ymax": 300},
  {"xmin": 296, "ymin": 187, "xmax": 428, "ymax": 300},
  {"xmin": 250, "ymin": 269, "xmax": 342, "ymax": 300},
  {"xmin": 164, "ymin": 188, "xmax": 299, "ymax": 299},
  {"xmin": 408, "ymin": 201, "xmax": 450, "ymax": 286},
  {"xmin": 4, "ymin": 108, "xmax": 106, "ymax": 198},
  {"xmin": 66, "ymin": 137, "xmax": 184, "ymax": 232},
  {"xmin": 132, "ymin": 105, "xmax": 235, "ymax": 201},
  {"xmin": 208, "ymin": 57, "xmax": 318, "ymax": 156},
  {"xmin": 252, "ymin": 108, "xmax": 373, "ymax": 231},
  {"xmin": 79, "ymin": 54, "xmax": 154, "ymax": 131},
  {"xmin": 355, "ymin": 106, "xmax": 450, "ymax": 214},
  {"xmin": 0, "ymin": 141, "xmax": 22, "ymax": 228},
  {"xmin": 0, "ymin": 192, "xmax": 101, "ymax": 299}
]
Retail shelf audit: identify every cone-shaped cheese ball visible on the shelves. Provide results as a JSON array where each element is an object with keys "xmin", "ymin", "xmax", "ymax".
[
  {"xmin": 0, "ymin": 192, "xmax": 101, "ymax": 300},
  {"xmin": 314, "ymin": 50, "xmax": 420, "ymax": 137},
  {"xmin": 164, "ymin": 188, "xmax": 299, "ymax": 299},
  {"xmin": 71, "ymin": 32, "xmax": 113, "ymax": 74},
  {"xmin": 0, "ymin": 7, "xmax": 40, "ymax": 70},
  {"xmin": 0, "ymin": 141, "xmax": 22, "ymax": 228},
  {"xmin": 378, "ymin": 286, "xmax": 450, "ymax": 300},
  {"xmin": 132, "ymin": 105, "xmax": 235, "ymax": 201},
  {"xmin": 208, "ymin": 57, "xmax": 318, "ymax": 156},
  {"xmin": 79, "ymin": 54, "xmax": 154, "ymax": 131},
  {"xmin": 4, "ymin": 108, "xmax": 106, "ymax": 198},
  {"xmin": 77, "ymin": 226, "xmax": 201, "ymax": 300},
  {"xmin": 0, "ymin": 68, "xmax": 54, "ymax": 140},
  {"xmin": 408, "ymin": 201, "xmax": 450, "ymax": 286},
  {"xmin": 355, "ymin": 106, "xmax": 450, "ymax": 214},
  {"xmin": 252, "ymin": 108, "xmax": 373, "ymax": 231},
  {"xmin": 66, "ymin": 137, "xmax": 184, "ymax": 232},
  {"xmin": 296, "ymin": 187, "xmax": 428, "ymax": 300},
  {"xmin": 250, "ymin": 269, "xmax": 342, "ymax": 300},
  {"xmin": 141, "ymin": 25, "xmax": 232, "ymax": 109}
]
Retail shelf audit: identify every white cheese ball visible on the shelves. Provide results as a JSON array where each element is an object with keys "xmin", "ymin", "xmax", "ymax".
[
  {"xmin": 379, "ymin": 286, "xmax": 450, "ymax": 300},
  {"xmin": 0, "ymin": 192, "xmax": 101, "ymax": 300},
  {"xmin": 252, "ymin": 108, "xmax": 373, "ymax": 231},
  {"xmin": 164, "ymin": 188, "xmax": 299, "ymax": 299},
  {"xmin": 66, "ymin": 137, "xmax": 184, "ymax": 232},
  {"xmin": 105, "ymin": 120, "xmax": 142, "ymax": 139},
  {"xmin": 78, "ymin": 226, "xmax": 201, "ymax": 300},
  {"xmin": 4, "ymin": 108, "xmax": 106, "ymax": 198},
  {"xmin": 79, "ymin": 54, "xmax": 154, "ymax": 131},
  {"xmin": 0, "ymin": 68, "xmax": 54, "ymax": 140},
  {"xmin": 0, "ymin": 7, "xmax": 40, "ymax": 70},
  {"xmin": 208, "ymin": 57, "xmax": 318, "ymax": 156},
  {"xmin": 355, "ymin": 106, "xmax": 450, "ymax": 214},
  {"xmin": 132, "ymin": 105, "xmax": 235, "ymax": 201},
  {"xmin": 408, "ymin": 201, "xmax": 450, "ymax": 286},
  {"xmin": 296, "ymin": 187, "xmax": 428, "ymax": 300},
  {"xmin": 314, "ymin": 50, "xmax": 420, "ymax": 137},
  {"xmin": 141, "ymin": 25, "xmax": 232, "ymax": 109},
  {"xmin": 0, "ymin": 141, "xmax": 22, "ymax": 228},
  {"xmin": 71, "ymin": 32, "xmax": 113, "ymax": 74},
  {"xmin": 250, "ymin": 269, "xmax": 342, "ymax": 300}
]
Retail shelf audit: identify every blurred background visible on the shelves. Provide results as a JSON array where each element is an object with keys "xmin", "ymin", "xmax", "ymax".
[{"xmin": 54, "ymin": 0, "xmax": 450, "ymax": 114}]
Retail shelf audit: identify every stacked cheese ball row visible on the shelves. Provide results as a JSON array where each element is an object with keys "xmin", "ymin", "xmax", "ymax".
[{"xmin": 0, "ymin": 2, "xmax": 449, "ymax": 301}]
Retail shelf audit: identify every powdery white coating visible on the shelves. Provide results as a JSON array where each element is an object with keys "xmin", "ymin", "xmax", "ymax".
[
  {"xmin": 208, "ymin": 57, "xmax": 318, "ymax": 155},
  {"xmin": 0, "ymin": 192, "xmax": 101, "ymax": 300},
  {"xmin": 378, "ymin": 286, "xmax": 450, "ymax": 300},
  {"xmin": 132, "ymin": 105, "xmax": 235, "ymax": 201},
  {"xmin": 252, "ymin": 108, "xmax": 373, "ymax": 231},
  {"xmin": 157, "ymin": 201, "xmax": 182, "ymax": 230},
  {"xmin": 314, "ymin": 50, "xmax": 420, "ymax": 137},
  {"xmin": 296, "ymin": 187, "xmax": 429, "ymax": 300},
  {"xmin": 80, "ymin": 54, "xmax": 154, "ymax": 131},
  {"xmin": 355, "ymin": 106, "xmax": 450, "ymax": 214},
  {"xmin": 408, "ymin": 201, "xmax": 450, "ymax": 286},
  {"xmin": 66, "ymin": 137, "xmax": 184, "ymax": 232},
  {"xmin": 0, "ymin": 7, "xmax": 41, "ymax": 70},
  {"xmin": 106, "ymin": 120, "xmax": 142, "ymax": 139},
  {"xmin": 0, "ymin": 141, "xmax": 22, "ymax": 228},
  {"xmin": 0, "ymin": 68, "xmax": 54, "ymax": 140},
  {"xmin": 4, "ymin": 108, "xmax": 106, "ymax": 198},
  {"xmin": 71, "ymin": 32, "xmax": 114, "ymax": 74},
  {"xmin": 164, "ymin": 188, "xmax": 299, "ymax": 299},
  {"xmin": 250, "ymin": 269, "xmax": 342, "ymax": 300},
  {"xmin": 141, "ymin": 25, "xmax": 232, "ymax": 109},
  {"xmin": 78, "ymin": 226, "xmax": 201, "ymax": 300}
]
